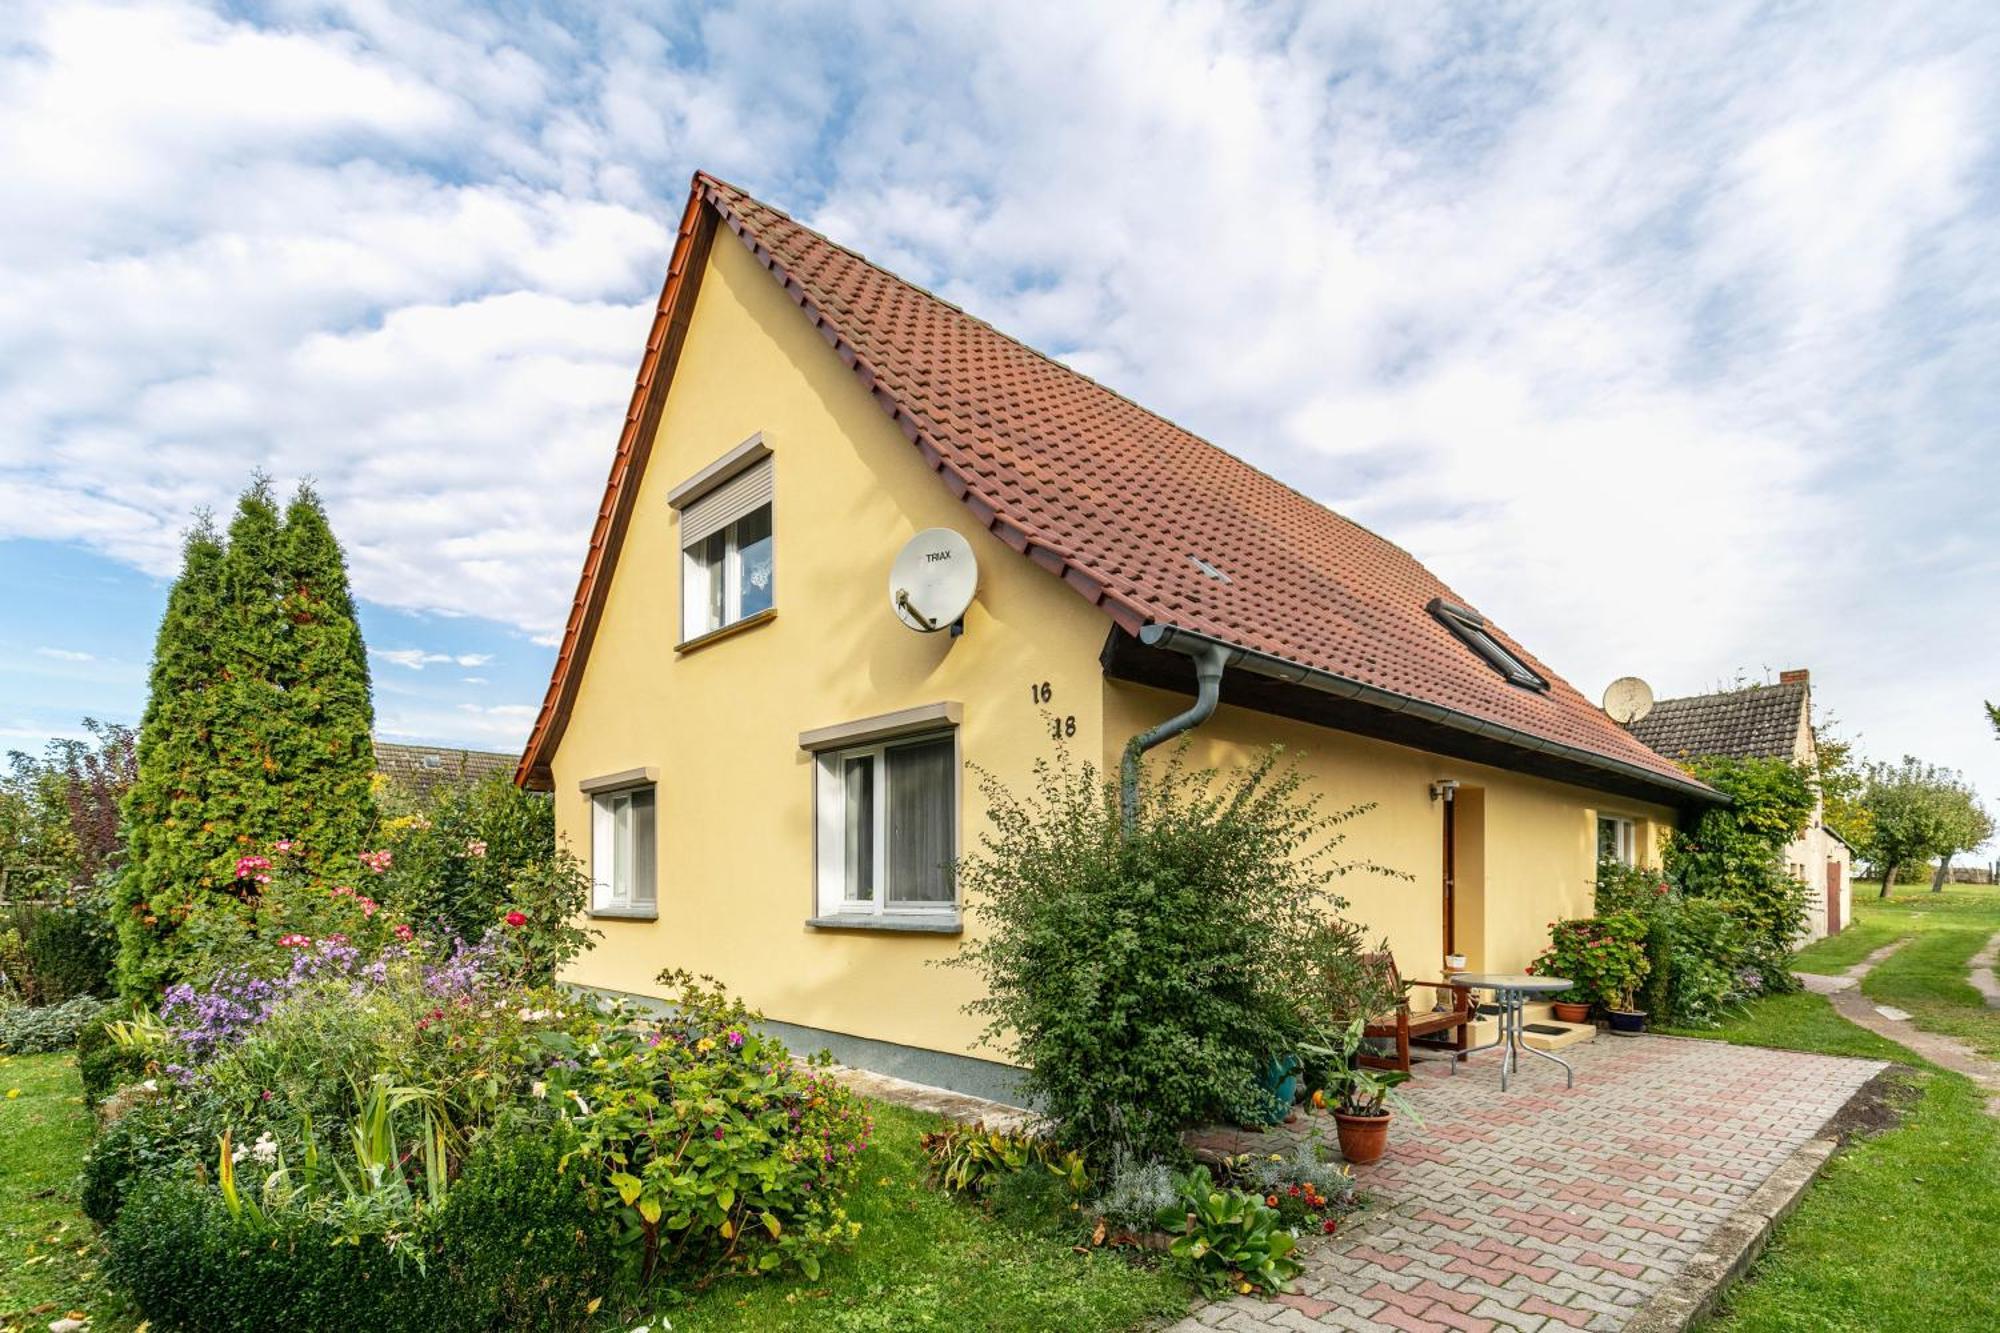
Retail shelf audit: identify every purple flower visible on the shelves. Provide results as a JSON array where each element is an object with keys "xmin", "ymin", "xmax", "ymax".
[{"xmin": 725, "ymin": 1030, "xmax": 745, "ymax": 1050}]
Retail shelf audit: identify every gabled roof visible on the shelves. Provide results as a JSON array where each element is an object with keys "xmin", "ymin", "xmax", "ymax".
[
  {"xmin": 1627, "ymin": 680, "xmax": 1810, "ymax": 765},
  {"xmin": 375, "ymin": 740, "xmax": 516, "ymax": 798},
  {"xmin": 518, "ymin": 172, "xmax": 1713, "ymax": 804}
]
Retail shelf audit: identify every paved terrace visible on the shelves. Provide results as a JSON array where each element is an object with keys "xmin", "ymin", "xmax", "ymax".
[{"xmin": 1178, "ymin": 1035, "xmax": 1886, "ymax": 1333}]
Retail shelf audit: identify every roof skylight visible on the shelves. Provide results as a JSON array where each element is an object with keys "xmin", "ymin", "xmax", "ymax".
[{"xmin": 1428, "ymin": 598, "xmax": 1548, "ymax": 692}]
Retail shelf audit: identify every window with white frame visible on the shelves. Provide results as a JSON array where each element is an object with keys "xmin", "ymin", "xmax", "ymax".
[
  {"xmin": 815, "ymin": 732, "xmax": 957, "ymax": 916},
  {"xmin": 591, "ymin": 784, "xmax": 657, "ymax": 914},
  {"xmin": 680, "ymin": 456, "xmax": 773, "ymax": 642},
  {"xmin": 1597, "ymin": 815, "xmax": 1636, "ymax": 866}
]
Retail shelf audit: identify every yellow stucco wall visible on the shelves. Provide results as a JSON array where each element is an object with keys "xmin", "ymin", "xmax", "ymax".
[
  {"xmin": 550, "ymin": 213, "xmax": 1680, "ymax": 1068},
  {"xmin": 548, "ymin": 224, "xmax": 1112, "ymax": 1060},
  {"xmin": 1100, "ymin": 682, "xmax": 1676, "ymax": 982}
]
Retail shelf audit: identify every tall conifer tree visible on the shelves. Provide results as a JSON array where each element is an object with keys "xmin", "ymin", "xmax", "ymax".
[
  {"xmin": 206, "ymin": 477, "xmax": 291, "ymax": 853},
  {"xmin": 117, "ymin": 518, "xmax": 229, "ymax": 995},
  {"xmin": 278, "ymin": 484, "xmax": 377, "ymax": 862},
  {"xmin": 116, "ymin": 479, "xmax": 379, "ymax": 994}
]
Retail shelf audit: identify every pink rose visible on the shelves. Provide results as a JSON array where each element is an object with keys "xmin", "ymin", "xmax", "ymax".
[{"xmin": 504, "ymin": 911, "xmax": 527, "ymax": 928}]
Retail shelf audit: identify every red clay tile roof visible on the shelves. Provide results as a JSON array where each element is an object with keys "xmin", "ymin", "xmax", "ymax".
[{"xmin": 519, "ymin": 172, "xmax": 1708, "ymax": 800}]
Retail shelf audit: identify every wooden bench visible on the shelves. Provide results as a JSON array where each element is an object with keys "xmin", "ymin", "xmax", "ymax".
[{"xmin": 1359, "ymin": 952, "xmax": 1474, "ymax": 1075}]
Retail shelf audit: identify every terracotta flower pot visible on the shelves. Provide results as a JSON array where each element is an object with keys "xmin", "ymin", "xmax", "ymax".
[
  {"xmin": 1334, "ymin": 1111, "xmax": 1391, "ymax": 1165},
  {"xmin": 1551, "ymin": 1001, "xmax": 1593, "ymax": 1024}
]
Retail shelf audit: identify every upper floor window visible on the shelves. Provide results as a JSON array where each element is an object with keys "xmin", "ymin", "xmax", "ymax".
[
  {"xmin": 673, "ymin": 443, "xmax": 773, "ymax": 643},
  {"xmin": 1428, "ymin": 597, "xmax": 1548, "ymax": 691}
]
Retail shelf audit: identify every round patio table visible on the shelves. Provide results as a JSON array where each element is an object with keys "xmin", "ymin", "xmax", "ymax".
[{"xmin": 1453, "ymin": 974, "xmax": 1576, "ymax": 1091}]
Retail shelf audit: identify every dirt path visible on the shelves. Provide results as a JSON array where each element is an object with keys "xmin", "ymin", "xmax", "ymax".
[
  {"xmin": 1816, "ymin": 936, "xmax": 2000, "ymax": 1116},
  {"xmin": 1795, "ymin": 938, "xmax": 1908, "ymax": 995},
  {"xmin": 1969, "ymin": 930, "xmax": 2000, "ymax": 1010}
]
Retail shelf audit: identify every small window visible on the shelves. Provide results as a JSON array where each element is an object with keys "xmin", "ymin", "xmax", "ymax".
[
  {"xmin": 680, "ymin": 458, "xmax": 774, "ymax": 641},
  {"xmin": 1597, "ymin": 815, "xmax": 1636, "ymax": 867},
  {"xmin": 591, "ymin": 784, "xmax": 657, "ymax": 915},
  {"xmin": 1428, "ymin": 598, "xmax": 1548, "ymax": 691},
  {"xmin": 815, "ymin": 733, "xmax": 957, "ymax": 916}
]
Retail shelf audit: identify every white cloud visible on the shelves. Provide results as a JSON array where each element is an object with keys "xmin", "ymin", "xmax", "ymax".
[
  {"xmin": 374, "ymin": 648, "xmax": 448, "ymax": 670},
  {"xmin": 36, "ymin": 646, "xmax": 94, "ymax": 661},
  {"xmin": 3, "ymin": 0, "xmax": 1997, "ymax": 818}
]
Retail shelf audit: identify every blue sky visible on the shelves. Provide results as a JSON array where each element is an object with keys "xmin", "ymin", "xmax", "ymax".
[{"xmin": 2, "ymin": 1, "xmax": 1997, "ymax": 833}]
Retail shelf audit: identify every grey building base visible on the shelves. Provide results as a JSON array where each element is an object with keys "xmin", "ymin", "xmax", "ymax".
[{"xmin": 572, "ymin": 985, "xmax": 1028, "ymax": 1108}]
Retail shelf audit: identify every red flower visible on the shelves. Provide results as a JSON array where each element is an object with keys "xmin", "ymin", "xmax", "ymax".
[
  {"xmin": 393, "ymin": 923, "xmax": 415, "ymax": 941},
  {"xmin": 1323, "ymin": 1218, "xmax": 1338, "ymax": 1234},
  {"xmin": 504, "ymin": 911, "xmax": 527, "ymax": 928}
]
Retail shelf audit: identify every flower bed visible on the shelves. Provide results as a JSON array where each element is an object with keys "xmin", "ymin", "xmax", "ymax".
[{"xmin": 85, "ymin": 927, "xmax": 871, "ymax": 1330}]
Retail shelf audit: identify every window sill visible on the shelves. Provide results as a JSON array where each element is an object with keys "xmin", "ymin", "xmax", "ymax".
[
  {"xmin": 590, "ymin": 907, "xmax": 659, "ymax": 921},
  {"xmin": 806, "ymin": 914, "xmax": 962, "ymax": 936},
  {"xmin": 676, "ymin": 607, "xmax": 777, "ymax": 655}
]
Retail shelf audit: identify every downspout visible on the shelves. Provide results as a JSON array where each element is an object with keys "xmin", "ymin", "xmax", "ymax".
[{"xmin": 1119, "ymin": 640, "xmax": 1231, "ymax": 835}]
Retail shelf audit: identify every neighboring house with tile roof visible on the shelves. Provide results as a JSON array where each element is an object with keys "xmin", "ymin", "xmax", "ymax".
[
  {"xmin": 375, "ymin": 741, "xmax": 516, "ymax": 802},
  {"xmin": 518, "ymin": 171, "xmax": 1722, "ymax": 1097},
  {"xmin": 1628, "ymin": 670, "xmax": 1851, "ymax": 940}
]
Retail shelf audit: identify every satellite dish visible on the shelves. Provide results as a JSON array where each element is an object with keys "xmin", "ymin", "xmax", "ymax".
[
  {"xmin": 889, "ymin": 528, "xmax": 978, "ymax": 633},
  {"xmin": 1603, "ymin": 676, "xmax": 1656, "ymax": 725}
]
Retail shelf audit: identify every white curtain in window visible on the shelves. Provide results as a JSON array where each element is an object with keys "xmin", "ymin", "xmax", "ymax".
[{"xmin": 886, "ymin": 738, "xmax": 954, "ymax": 904}]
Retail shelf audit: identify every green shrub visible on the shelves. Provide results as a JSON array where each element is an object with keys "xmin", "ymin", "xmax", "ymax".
[
  {"xmin": 949, "ymin": 748, "xmax": 1398, "ymax": 1167},
  {"xmin": 1589, "ymin": 862, "xmax": 1758, "ymax": 1028},
  {"xmin": 1660, "ymin": 897, "xmax": 1750, "ymax": 1027},
  {"xmin": 81, "ymin": 1096, "xmax": 208, "ymax": 1225},
  {"xmin": 375, "ymin": 775, "xmax": 595, "ymax": 984},
  {"xmin": 76, "ymin": 1009, "xmax": 149, "ymax": 1106},
  {"xmin": 105, "ymin": 1119, "xmax": 612, "ymax": 1333},
  {"xmin": 23, "ymin": 899, "xmax": 117, "ymax": 999},
  {"xmin": 429, "ymin": 1118, "xmax": 620, "ymax": 1331},
  {"xmin": 554, "ymin": 970, "xmax": 872, "ymax": 1285},
  {"xmin": 1666, "ymin": 755, "xmax": 1814, "ymax": 992},
  {"xmin": 1528, "ymin": 915, "xmax": 1650, "ymax": 1011},
  {"xmin": 0, "ymin": 992, "xmax": 108, "ymax": 1053}
]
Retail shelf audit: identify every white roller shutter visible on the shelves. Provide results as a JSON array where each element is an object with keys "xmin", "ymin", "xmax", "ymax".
[{"xmin": 678, "ymin": 457, "xmax": 773, "ymax": 547}]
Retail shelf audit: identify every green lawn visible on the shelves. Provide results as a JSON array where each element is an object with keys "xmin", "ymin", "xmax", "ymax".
[
  {"xmin": 661, "ymin": 1103, "xmax": 1189, "ymax": 1332},
  {"xmin": 0, "ymin": 1051, "xmax": 130, "ymax": 1333},
  {"xmin": 1675, "ymin": 882, "xmax": 2000, "ymax": 1332},
  {"xmin": 0, "ymin": 1059, "xmax": 1187, "ymax": 1333}
]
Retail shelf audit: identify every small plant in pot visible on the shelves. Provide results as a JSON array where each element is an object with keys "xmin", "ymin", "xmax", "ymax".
[{"xmin": 1303, "ymin": 1017, "xmax": 1422, "ymax": 1166}]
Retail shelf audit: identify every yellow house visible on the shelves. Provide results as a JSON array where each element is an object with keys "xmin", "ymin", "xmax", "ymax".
[{"xmin": 517, "ymin": 172, "xmax": 1719, "ymax": 1099}]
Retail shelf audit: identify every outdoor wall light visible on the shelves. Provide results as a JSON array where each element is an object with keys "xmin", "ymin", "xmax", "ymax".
[{"xmin": 1430, "ymin": 779, "xmax": 1460, "ymax": 803}]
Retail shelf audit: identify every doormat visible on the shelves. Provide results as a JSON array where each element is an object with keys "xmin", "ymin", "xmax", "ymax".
[{"xmin": 1522, "ymin": 1023, "xmax": 1568, "ymax": 1036}]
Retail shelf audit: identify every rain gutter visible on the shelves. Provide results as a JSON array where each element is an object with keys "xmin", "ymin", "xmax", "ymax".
[{"xmin": 1131, "ymin": 623, "xmax": 1723, "ymax": 810}]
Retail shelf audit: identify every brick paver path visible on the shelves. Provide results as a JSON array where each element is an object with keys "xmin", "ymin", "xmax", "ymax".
[{"xmin": 1171, "ymin": 1035, "xmax": 1883, "ymax": 1332}]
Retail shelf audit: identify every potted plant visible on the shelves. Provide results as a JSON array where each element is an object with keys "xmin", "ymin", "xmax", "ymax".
[
  {"xmin": 1529, "ymin": 913, "xmax": 1651, "ymax": 1028},
  {"xmin": 1302, "ymin": 1017, "xmax": 1421, "ymax": 1165},
  {"xmin": 1551, "ymin": 998, "xmax": 1594, "ymax": 1024}
]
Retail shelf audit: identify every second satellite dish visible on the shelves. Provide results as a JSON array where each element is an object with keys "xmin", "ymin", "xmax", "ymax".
[
  {"xmin": 890, "ymin": 528, "xmax": 978, "ymax": 632},
  {"xmin": 1602, "ymin": 676, "xmax": 1656, "ymax": 725}
]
